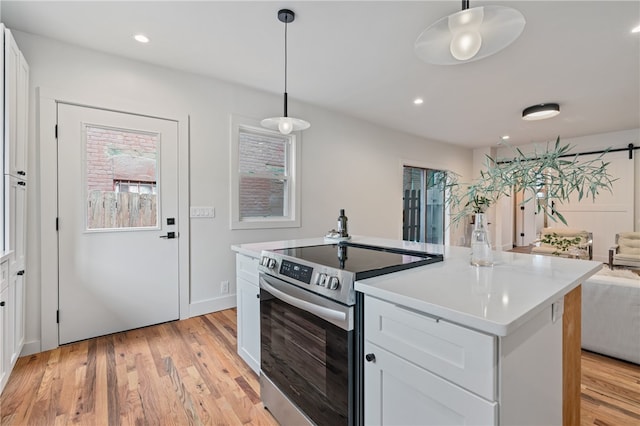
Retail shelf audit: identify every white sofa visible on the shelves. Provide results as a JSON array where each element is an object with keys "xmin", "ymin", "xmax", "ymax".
[{"xmin": 582, "ymin": 272, "xmax": 640, "ymax": 364}]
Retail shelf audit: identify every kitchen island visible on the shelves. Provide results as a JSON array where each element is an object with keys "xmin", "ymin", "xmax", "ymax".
[{"xmin": 232, "ymin": 236, "xmax": 601, "ymax": 425}]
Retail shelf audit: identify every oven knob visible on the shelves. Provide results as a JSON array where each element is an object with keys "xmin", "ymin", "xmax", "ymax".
[
  {"xmin": 267, "ymin": 258, "xmax": 277, "ymax": 269},
  {"xmin": 327, "ymin": 276, "xmax": 340, "ymax": 290},
  {"xmin": 316, "ymin": 273, "xmax": 327, "ymax": 287}
]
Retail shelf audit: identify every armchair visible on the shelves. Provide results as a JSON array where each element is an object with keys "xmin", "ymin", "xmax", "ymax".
[
  {"xmin": 609, "ymin": 232, "xmax": 640, "ymax": 269},
  {"xmin": 531, "ymin": 227, "xmax": 593, "ymax": 260}
]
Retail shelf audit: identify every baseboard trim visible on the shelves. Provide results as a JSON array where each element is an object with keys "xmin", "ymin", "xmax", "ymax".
[
  {"xmin": 189, "ymin": 294, "xmax": 237, "ymax": 317},
  {"xmin": 21, "ymin": 340, "xmax": 42, "ymax": 357}
]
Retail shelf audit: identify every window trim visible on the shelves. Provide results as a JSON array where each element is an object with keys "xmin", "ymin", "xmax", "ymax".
[{"xmin": 230, "ymin": 115, "xmax": 301, "ymax": 229}]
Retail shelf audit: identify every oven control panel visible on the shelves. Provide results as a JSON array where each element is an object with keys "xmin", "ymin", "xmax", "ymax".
[
  {"xmin": 279, "ymin": 260, "xmax": 313, "ymax": 284},
  {"xmin": 259, "ymin": 250, "xmax": 355, "ymax": 305}
]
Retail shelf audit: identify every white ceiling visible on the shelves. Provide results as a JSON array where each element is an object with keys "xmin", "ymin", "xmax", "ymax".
[{"xmin": 3, "ymin": 1, "xmax": 639, "ymax": 148}]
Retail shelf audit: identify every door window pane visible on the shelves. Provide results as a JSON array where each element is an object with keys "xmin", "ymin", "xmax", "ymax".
[{"xmin": 85, "ymin": 125, "xmax": 159, "ymax": 229}]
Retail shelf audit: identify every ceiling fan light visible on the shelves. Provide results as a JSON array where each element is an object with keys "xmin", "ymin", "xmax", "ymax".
[{"xmin": 522, "ymin": 103, "xmax": 560, "ymax": 121}]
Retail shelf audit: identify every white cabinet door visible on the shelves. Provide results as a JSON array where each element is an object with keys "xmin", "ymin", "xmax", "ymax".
[
  {"xmin": 237, "ymin": 276, "xmax": 260, "ymax": 374},
  {"xmin": 364, "ymin": 342, "xmax": 496, "ymax": 426},
  {"xmin": 3, "ymin": 28, "xmax": 29, "ymax": 178},
  {"xmin": 365, "ymin": 296, "xmax": 496, "ymax": 400},
  {"xmin": 4, "ymin": 176, "xmax": 26, "ymax": 270},
  {"xmin": 10, "ymin": 270, "xmax": 24, "ymax": 365},
  {"xmin": 0, "ymin": 286, "xmax": 7, "ymax": 393}
]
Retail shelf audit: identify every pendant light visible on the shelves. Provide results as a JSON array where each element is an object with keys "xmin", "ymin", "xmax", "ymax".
[
  {"xmin": 261, "ymin": 9, "xmax": 310, "ymax": 134},
  {"xmin": 415, "ymin": 0, "xmax": 525, "ymax": 65}
]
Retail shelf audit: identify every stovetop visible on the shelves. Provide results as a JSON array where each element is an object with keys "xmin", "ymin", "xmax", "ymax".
[{"xmin": 270, "ymin": 242, "xmax": 443, "ymax": 280}]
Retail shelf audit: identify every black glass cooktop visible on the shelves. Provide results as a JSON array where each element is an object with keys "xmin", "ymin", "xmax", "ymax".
[{"xmin": 272, "ymin": 242, "xmax": 443, "ymax": 280}]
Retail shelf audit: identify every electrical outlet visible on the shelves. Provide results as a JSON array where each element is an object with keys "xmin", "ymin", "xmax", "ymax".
[{"xmin": 221, "ymin": 280, "xmax": 229, "ymax": 294}]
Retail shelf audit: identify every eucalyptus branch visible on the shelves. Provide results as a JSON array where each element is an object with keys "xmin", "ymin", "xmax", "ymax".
[{"xmin": 434, "ymin": 137, "xmax": 616, "ymax": 227}]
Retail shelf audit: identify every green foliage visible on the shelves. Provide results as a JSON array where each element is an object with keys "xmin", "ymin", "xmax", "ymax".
[
  {"xmin": 434, "ymin": 137, "xmax": 616, "ymax": 227},
  {"xmin": 540, "ymin": 232, "xmax": 583, "ymax": 255}
]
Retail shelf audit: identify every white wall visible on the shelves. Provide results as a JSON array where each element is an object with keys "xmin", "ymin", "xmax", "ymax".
[{"xmin": 16, "ymin": 31, "xmax": 472, "ymax": 352}]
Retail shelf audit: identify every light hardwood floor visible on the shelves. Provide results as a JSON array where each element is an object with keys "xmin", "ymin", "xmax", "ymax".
[{"xmin": 1, "ymin": 309, "xmax": 639, "ymax": 425}]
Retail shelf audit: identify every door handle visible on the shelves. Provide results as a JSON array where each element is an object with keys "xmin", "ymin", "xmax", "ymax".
[{"xmin": 159, "ymin": 232, "xmax": 179, "ymax": 239}]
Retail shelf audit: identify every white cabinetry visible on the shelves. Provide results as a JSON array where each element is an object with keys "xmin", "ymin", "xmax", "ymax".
[
  {"xmin": 0, "ymin": 258, "xmax": 8, "ymax": 388},
  {"xmin": 364, "ymin": 295, "xmax": 497, "ymax": 425},
  {"xmin": 363, "ymin": 295, "xmax": 562, "ymax": 425},
  {"xmin": 236, "ymin": 253, "xmax": 260, "ymax": 374},
  {"xmin": 3, "ymin": 28, "xmax": 29, "ymax": 179},
  {"xmin": 0, "ymin": 25, "xmax": 29, "ymax": 395},
  {"xmin": 5, "ymin": 176, "xmax": 26, "ymax": 270}
]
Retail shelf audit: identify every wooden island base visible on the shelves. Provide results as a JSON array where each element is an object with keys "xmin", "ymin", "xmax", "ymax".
[{"xmin": 564, "ymin": 284, "xmax": 582, "ymax": 425}]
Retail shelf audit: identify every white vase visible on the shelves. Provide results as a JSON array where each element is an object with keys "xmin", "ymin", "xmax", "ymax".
[{"xmin": 470, "ymin": 213, "xmax": 493, "ymax": 267}]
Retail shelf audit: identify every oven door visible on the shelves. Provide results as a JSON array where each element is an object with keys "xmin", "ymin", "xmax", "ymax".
[{"xmin": 259, "ymin": 273, "xmax": 354, "ymax": 426}]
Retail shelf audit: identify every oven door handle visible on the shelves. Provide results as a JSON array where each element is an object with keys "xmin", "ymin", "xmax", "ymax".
[{"xmin": 260, "ymin": 278, "xmax": 347, "ymax": 323}]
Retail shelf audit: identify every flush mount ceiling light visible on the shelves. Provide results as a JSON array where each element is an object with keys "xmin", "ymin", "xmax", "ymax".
[
  {"xmin": 261, "ymin": 9, "xmax": 310, "ymax": 135},
  {"xmin": 522, "ymin": 103, "xmax": 560, "ymax": 121},
  {"xmin": 415, "ymin": 0, "xmax": 525, "ymax": 65}
]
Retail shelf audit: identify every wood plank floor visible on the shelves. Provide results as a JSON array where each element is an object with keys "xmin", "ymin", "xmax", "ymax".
[{"xmin": 1, "ymin": 309, "xmax": 639, "ymax": 425}]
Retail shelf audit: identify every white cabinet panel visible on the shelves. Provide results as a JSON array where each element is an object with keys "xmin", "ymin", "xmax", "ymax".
[
  {"xmin": 237, "ymin": 277, "xmax": 260, "ymax": 374},
  {"xmin": 0, "ymin": 285, "xmax": 7, "ymax": 392},
  {"xmin": 365, "ymin": 295, "xmax": 496, "ymax": 400},
  {"xmin": 235, "ymin": 253, "xmax": 260, "ymax": 374},
  {"xmin": 10, "ymin": 270, "xmax": 24, "ymax": 366},
  {"xmin": 4, "ymin": 28, "xmax": 29, "ymax": 179},
  {"xmin": 237, "ymin": 253, "xmax": 259, "ymax": 283},
  {"xmin": 364, "ymin": 342, "xmax": 496, "ymax": 426},
  {"xmin": 4, "ymin": 176, "xmax": 27, "ymax": 270},
  {"xmin": 0, "ymin": 259, "xmax": 7, "ymax": 291}
]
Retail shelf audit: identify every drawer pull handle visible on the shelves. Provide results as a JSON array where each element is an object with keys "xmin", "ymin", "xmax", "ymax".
[
  {"xmin": 365, "ymin": 353, "xmax": 376, "ymax": 363},
  {"xmin": 0, "ymin": 301, "xmax": 5, "ymax": 307}
]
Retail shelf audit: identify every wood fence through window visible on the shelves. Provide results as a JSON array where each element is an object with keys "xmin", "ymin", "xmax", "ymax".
[{"xmin": 87, "ymin": 191, "xmax": 157, "ymax": 229}]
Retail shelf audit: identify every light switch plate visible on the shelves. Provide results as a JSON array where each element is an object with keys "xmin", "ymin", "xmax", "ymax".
[{"xmin": 190, "ymin": 206, "xmax": 215, "ymax": 218}]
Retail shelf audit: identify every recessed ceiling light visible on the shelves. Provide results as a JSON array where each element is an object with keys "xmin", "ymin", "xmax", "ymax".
[
  {"xmin": 134, "ymin": 34, "xmax": 150, "ymax": 43},
  {"xmin": 632, "ymin": 24, "xmax": 640, "ymax": 33},
  {"xmin": 413, "ymin": 98, "xmax": 424, "ymax": 105},
  {"xmin": 501, "ymin": 135, "xmax": 510, "ymax": 141},
  {"xmin": 522, "ymin": 103, "xmax": 560, "ymax": 121}
]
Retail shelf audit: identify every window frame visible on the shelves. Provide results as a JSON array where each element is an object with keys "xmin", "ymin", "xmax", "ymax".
[{"xmin": 230, "ymin": 115, "xmax": 301, "ymax": 229}]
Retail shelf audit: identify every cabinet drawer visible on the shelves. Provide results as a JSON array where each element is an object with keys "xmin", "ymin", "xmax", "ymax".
[
  {"xmin": 236, "ymin": 253, "xmax": 259, "ymax": 284},
  {"xmin": 364, "ymin": 342, "xmax": 497, "ymax": 425},
  {"xmin": 365, "ymin": 295, "xmax": 496, "ymax": 400}
]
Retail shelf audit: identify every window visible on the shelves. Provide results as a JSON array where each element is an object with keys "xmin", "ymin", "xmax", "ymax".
[
  {"xmin": 230, "ymin": 116, "xmax": 300, "ymax": 229},
  {"xmin": 402, "ymin": 166, "xmax": 445, "ymax": 244},
  {"xmin": 84, "ymin": 125, "xmax": 159, "ymax": 230},
  {"xmin": 114, "ymin": 180, "xmax": 157, "ymax": 195}
]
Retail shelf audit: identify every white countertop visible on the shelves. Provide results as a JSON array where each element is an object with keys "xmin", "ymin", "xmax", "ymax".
[{"xmin": 232, "ymin": 237, "xmax": 601, "ymax": 336}]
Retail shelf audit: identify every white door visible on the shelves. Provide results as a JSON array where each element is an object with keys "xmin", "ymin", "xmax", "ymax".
[{"xmin": 57, "ymin": 103, "xmax": 180, "ymax": 344}]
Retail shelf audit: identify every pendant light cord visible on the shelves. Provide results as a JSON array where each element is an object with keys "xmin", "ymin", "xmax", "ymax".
[
  {"xmin": 284, "ymin": 19, "xmax": 288, "ymax": 94},
  {"xmin": 283, "ymin": 19, "xmax": 289, "ymax": 117}
]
